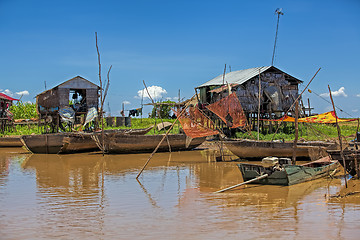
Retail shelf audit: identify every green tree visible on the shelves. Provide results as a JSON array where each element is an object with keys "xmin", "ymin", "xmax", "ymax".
[
  {"xmin": 9, "ymin": 101, "xmax": 38, "ymax": 119},
  {"xmin": 150, "ymin": 100, "xmax": 175, "ymax": 119}
]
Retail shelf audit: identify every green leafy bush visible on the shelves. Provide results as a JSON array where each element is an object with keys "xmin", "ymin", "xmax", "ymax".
[{"xmin": 9, "ymin": 102, "xmax": 38, "ymax": 119}]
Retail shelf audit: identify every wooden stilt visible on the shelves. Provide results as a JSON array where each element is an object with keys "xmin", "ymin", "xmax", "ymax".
[
  {"xmin": 292, "ymin": 100, "xmax": 299, "ymax": 165},
  {"xmin": 328, "ymin": 85, "xmax": 347, "ymax": 188}
]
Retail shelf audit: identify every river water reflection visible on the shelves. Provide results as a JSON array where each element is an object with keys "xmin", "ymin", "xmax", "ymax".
[{"xmin": 0, "ymin": 148, "xmax": 359, "ymax": 239}]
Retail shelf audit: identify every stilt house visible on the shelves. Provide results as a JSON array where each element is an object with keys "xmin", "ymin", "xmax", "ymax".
[
  {"xmin": 36, "ymin": 76, "xmax": 100, "ymax": 131},
  {"xmin": 0, "ymin": 92, "xmax": 19, "ymax": 132},
  {"xmin": 196, "ymin": 66, "xmax": 302, "ymax": 130}
]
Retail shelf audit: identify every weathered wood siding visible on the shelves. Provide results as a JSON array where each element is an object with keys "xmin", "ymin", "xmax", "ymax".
[
  {"xmin": 86, "ymin": 89, "xmax": 99, "ymax": 108},
  {"xmin": 58, "ymin": 88, "xmax": 69, "ymax": 108},
  {"xmin": 204, "ymin": 72, "xmax": 299, "ymax": 113},
  {"xmin": 36, "ymin": 88, "xmax": 59, "ymax": 113},
  {"xmin": 58, "ymin": 76, "xmax": 99, "ymax": 90}
]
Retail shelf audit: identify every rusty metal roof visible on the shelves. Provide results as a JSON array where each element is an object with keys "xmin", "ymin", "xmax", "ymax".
[{"xmin": 197, "ymin": 66, "xmax": 301, "ymax": 88}]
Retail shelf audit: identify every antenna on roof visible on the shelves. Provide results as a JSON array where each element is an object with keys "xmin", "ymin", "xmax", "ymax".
[
  {"xmin": 222, "ymin": 64, "xmax": 226, "ymax": 85},
  {"xmin": 271, "ymin": 8, "xmax": 284, "ymax": 66}
]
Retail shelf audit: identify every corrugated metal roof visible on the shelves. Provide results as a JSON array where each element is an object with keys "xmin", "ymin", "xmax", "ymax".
[
  {"xmin": 36, "ymin": 76, "xmax": 100, "ymax": 97},
  {"xmin": 0, "ymin": 92, "xmax": 19, "ymax": 101},
  {"xmin": 198, "ymin": 66, "xmax": 271, "ymax": 88},
  {"xmin": 197, "ymin": 66, "xmax": 301, "ymax": 88}
]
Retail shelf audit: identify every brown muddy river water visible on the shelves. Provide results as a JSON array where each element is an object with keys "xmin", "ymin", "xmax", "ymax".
[{"xmin": 1, "ymin": 147, "xmax": 360, "ymax": 239}]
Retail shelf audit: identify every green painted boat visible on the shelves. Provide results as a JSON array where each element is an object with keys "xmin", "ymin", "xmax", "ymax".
[{"xmin": 237, "ymin": 156, "xmax": 339, "ymax": 186}]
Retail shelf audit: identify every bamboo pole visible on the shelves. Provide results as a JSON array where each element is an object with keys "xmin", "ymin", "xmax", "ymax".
[
  {"xmin": 214, "ymin": 174, "xmax": 269, "ymax": 193},
  {"xmin": 328, "ymin": 85, "xmax": 347, "ymax": 188},
  {"xmin": 292, "ymin": 100, "xmax": 299, "ymax": 165},
  {"xmin": 271, "ymin": 67, "xmax": 321, "ymax": 141},
  {"xmin": 257, "ymin": 69, "xmax": 261, "ymax": 140},
  {"xmin": 136, "ymin": 94, "xmax": 196, "ymax": 179},
  {"xmin": 355, "ymin": 119, "xmax": 360, "ymax": 178},
  {"xmin": 143, "ymin": 80, "xmax": 171, "ymax": 152}
]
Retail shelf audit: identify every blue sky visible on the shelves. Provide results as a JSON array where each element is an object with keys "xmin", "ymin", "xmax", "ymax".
[{"xmin": 0, "ymin": 0, "xmax": 359, "ymax": 117}]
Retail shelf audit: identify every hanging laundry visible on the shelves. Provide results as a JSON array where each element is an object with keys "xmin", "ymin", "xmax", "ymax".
[{"xmin": 128, "ymin": 108, "xmax": 143, "ymax": 117}]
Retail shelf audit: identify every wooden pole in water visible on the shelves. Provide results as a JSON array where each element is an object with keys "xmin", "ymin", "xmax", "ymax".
[
  {"xmin": 328, "ymin": 85, "xmax": 347, "ymax": 188},
  {"xmin": 355, "ymin": 119, "xmax": 360, "ymax": 178},
  {"xmin": 143, "ymin": 80, "xmax": 171, "ymax": 152},
  {"xmin": 292, "ymin": 100, "xmax": 299, "ymax": 165},
  {"xmin": 136, "ymin": 94, "xmax": 196, "ymax": 179},
  {"xmin": 214, "ymin": 174, "xmax": 269, "ymax": 193},
  {"xmin": 257, "ymin": 69, "xmax": 261, "ymax": 140}
]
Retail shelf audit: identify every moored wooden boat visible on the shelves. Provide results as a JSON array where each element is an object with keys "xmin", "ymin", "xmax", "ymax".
[
  {"xmin": 93, "ymin": 133, "xmax": 206, "ymax": 154},
  {"xmin": 224, "ymin": 139, "xmax": 336, "ymax": 160},
  {"xmin": 21, "ymin": 133, "xmax": 68, "ymax": 154},
  {"xmin": 20, "ymin": 127, "xmax": 156, "ymax": 154},
  {"xmin": 0, "ymin": 136, "xmax": 23, "ymax": 147},
  {"xmin": 327, "ymin": 143, "xmax": 360, "ymax": 176},
  {"xmin": 237, "ymin": 156, "xmax": 339, "ymax": 186},
  {"xmin": 101, "ymin": 126, "xmax": 153, "ymax": 135}
]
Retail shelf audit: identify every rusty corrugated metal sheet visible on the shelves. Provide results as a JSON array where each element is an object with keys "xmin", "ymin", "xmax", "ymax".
[{"xmin": 198, "ymin": 66, "xmax": 272, "ymax": 88}]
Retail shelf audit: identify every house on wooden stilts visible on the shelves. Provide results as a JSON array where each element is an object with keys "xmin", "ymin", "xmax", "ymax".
[
  {"xmin": 196, "ymin": 66, "xmax": 303, "ymax": 134},
  {"xmin": 0, "ymin": 93, "xmax": 19, "ymax": 133},
  {"xmin": 36, "ymin": 76, "xmax": 100, "ymax": 132}
]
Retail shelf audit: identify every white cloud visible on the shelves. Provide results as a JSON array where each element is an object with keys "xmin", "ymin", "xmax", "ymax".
[
  {"xmin": 136, "ymin": 85, "xmax": 167, "ymax": 100},
  {"xmin": 122, "ymin": 101, "xmax": 131, "ymax": 105},
  {"xmin": 165, "ymin": 96, "xmax": 180, "ymax": 101},
  {"xmin": 2, "ymin": 89, "xmax": 14, "ymax": 97},
  {"xmin": 356, "ymin": 94, "xmax": 360, "ymax": 97},
  {"xmin": 352, "ymin": 109, "xmax": 358, "ymax": 113},
  {"xmin": 320, "ymin": 87, "xmax": 347, "ymax": 97},
  {"xmin": 16, "ymin": 90, "xmax": 29, "ymax": 96}
]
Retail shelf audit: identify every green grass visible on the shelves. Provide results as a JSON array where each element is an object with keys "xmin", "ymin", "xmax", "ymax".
[
  {"xmin": 2, "ymin": 114, "xmax": 358, "ymax": 142},
  {"xmin": 234, "ymin": 122, "xmax": 359, "ymax": 142}
]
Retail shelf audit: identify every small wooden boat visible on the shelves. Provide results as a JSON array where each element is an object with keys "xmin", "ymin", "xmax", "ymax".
[
  {"xmin": 237, "ymin": 156, "xmax": 339, "ymax": 186},
  {"xmin": 92, "ymin": 133, "xmax": 206, "ymax": 154},
  {"xmin": 224, "ymin": 139, "xmax": 336, "ymax": 160},
  {"xmin": 0, "ymin": 136, "xmax": 23, "ymax": 147},
  {"xmin": 327, "ymin": 143, "xmax": 360, "ymax": 176},
  {"xmin": 21, "ymin": 132, "xmax": 97, "ymax": 154}
]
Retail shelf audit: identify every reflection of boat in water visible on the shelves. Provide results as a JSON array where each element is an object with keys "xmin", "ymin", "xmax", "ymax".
[
  {"xmin": 216, "ymin": 177, "xmax": 334, "ymax": 209},
  {"xmin": 224, "ymin": 139, "xmax": 336, "ymax": 160},
  {"xmin": 92, "ymin": 134, "xmax": 206, "ymax": 154},
  {"xmin": 238, "ymin": 156, "xmax": 339, "ymax": 186},
  {"xmin": 0, "ymin": 136, "xmax": 22, "ymax": 147},
  {"xmin": 20, "ymin": 127, "xmax": 154, "ymax": 154}
]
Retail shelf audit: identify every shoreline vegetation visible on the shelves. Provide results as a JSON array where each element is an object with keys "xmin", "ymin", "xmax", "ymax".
[{"xmin": 2, "ymin": 102, "xmax": 359, "ymax": 143}]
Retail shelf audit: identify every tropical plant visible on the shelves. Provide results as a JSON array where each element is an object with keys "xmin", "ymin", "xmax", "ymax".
[
  {"xmin": 150, "ymin": 100, "xmax": 175, "ymax": 119},
  {"xmin": 9, "ymin": 101, "xmax": 38, "ymax": 119}
]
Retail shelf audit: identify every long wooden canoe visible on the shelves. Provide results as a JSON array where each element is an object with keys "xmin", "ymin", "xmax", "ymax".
[
  {"xmin": 237, "ymin": 156, "xmax": 339, "ymax": 186},
  {"xmin": 20, "ymin": 127, "xmax": 154, "ymax": 154},
  {"xmin": 0, "ymin": 136, "xmax": 23, "ymax": 147},
  {"xmin": 92, "ymin": 133, "xmax": 206, "ymax": 154},
  {"xmin": 224, "ymin": 139, "xmax": 336, "ymax": 160}
]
